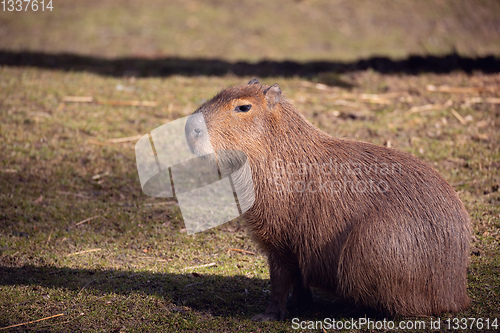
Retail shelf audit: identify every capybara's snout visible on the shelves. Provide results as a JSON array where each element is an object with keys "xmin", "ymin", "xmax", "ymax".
[{"xmin": 185, "ymin": 112, "xmax": 210, "ymax": 155}]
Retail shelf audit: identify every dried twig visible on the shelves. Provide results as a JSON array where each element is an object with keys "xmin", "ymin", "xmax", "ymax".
[
  {"xmin": 182, "ymin": 263, "xmax": 217, "ymax": 271},
  {"xmin": 63, "ymin": 96, "xmax": 93, "ymax": 103},
  {"xmin": 62, "ymin": 96, "xmax": 157, "ymax": 107},
  {"xmin": 426, "ymin": 84, "xmax": 490, "ymax": 94},
  {"xmin": 359, "ymin": 98, "xmax": 391, "ymax": 105},
  {"xmin": 450, "ymin": 109, "xmax": 466, "ymax": 125},
  {"xmin": 75, "ymin": 215, "xmax": 100, "ymax": 226},
  {"xmin": 92, "ymin": 172, "xmax": 108, "ymax": 181},
  {"xmin": 77, "ymin": 279, "xmax": 97, "ymax": 296},
  {"xmin": 464, "ymin": 97, "xmax": 500, "ymax": 105},
  {"xmin": 66, "ymin": 248, "xmax": 102, "ymax": 257},
  {"xmin": 0, "ymin": 313, "xmax": 64, "ymax": 330},
  {"xmin": 406, "ymin": 99, "xmax": 453, "ymax": 115},
  {"xmin": 314, "ymin": 83, "xmax": 330, "ymax": 90},
  {"xmin": 359, "ymin": 92, "xmax": 403, "ymax": 99},
  {"xmin": 46, "ymin": 229, "xmax": 53, "ymax": 245},
  {"xmin": 87, "ymin": 134, "xmax": 143, "ymax": 147},
  {"xmin": 97, "ymin": 100, "xmax": 157, "ymax": 107},
  {"xmin": 406, "ymin": 104, "xmax": 442, "ymax": 114},
  {"xmin": 485, "ymin": 97, "xmax": 500, "ymax": 104},
  {"xmin": 227, "ymin": 248, "xmax": 256, "ymax": 256},
  {"xmin": 1, "ymin": 168, "xmax": 18, "ymax": 173},
  {"xmin": 106, "ymin": 135, "xmax": 143, "ymax": 143},
  {"xmin": 143, "ymin": 201, "xmax": 177, "ymax": 207},
  {"xmin": 327, "ymin": 92, "xmax": 402, "ymax": 105},
  {"xmin": 343, "ymin": 92, "xmax": 402, "ymax": 104}
]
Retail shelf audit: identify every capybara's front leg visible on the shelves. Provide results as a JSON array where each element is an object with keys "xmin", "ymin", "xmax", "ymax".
[
  {"xmin": 252, "ymin": 252, "xmax": 292, "ymax": 321},
  {"xmin": 291, "ymin": 267, "xmax": 312, "ymax": 306}
]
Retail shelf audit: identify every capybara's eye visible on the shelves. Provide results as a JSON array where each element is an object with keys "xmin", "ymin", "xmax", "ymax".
[{"xmin": 235, "ymin": 104, "xmax": 252, "ymax": 112}]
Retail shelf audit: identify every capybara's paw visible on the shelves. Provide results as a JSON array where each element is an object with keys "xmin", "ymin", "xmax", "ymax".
[{"xmin": 252, "ymin": 311, "xmax": 284, "ymax": 322}]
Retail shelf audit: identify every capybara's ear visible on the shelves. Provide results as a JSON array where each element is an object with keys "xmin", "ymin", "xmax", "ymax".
[
  {"xmin": 248, "ymin": 78, "xmax": 260, "ymax": 85},
  {"xmin": 265, "ymin": 84, "xmax": 281, "ymax": 108}
]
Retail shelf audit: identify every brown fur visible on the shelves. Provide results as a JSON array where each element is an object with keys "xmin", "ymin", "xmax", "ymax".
[{"xmin": 185, "ymin": 80, "xmax": 471, "ymax": 321}]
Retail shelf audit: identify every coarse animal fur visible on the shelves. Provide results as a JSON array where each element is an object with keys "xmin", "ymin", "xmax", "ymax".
[{"xmin": 184, "ymin": 79, "xmax": 471, "ymax": 321}]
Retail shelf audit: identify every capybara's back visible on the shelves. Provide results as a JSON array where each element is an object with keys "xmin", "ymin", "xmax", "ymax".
[{"xmin": 185, "ymin": 79, "xmax": 471, "ymax": 320}]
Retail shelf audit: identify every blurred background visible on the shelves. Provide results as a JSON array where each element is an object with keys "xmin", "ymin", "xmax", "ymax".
[{"xmin": 1, "ymin": 0, "xmax": 500, "ymax": 74}]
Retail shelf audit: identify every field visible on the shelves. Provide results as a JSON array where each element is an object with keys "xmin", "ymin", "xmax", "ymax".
[{"xmin": 0, "ymin": 1, "xmax": 499, "ymax": 332}]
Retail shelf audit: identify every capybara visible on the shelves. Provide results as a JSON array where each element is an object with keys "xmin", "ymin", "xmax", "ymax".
[{"xmin": 184, "ymin": 79, "xmax": 471, "ymax": 321}]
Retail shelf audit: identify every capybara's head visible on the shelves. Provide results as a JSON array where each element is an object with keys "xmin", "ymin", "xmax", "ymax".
[{"xmin": 185, "ymin": 79, "xmax": 283, "ymax": 164}]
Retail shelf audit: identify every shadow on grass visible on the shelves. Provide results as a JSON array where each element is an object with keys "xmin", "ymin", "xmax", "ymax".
[
  {"xmin": 1, "ymin": 50, "xmax": 499, "ymax": 78},
  {"xmin": 0, "ymin": 264, "xmax": 375, "ymax": 320}
]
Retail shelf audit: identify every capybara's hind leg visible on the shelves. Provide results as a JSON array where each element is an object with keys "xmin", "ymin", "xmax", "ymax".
[
  {"xmin": 338, "ymin": 217, "xmax": 470, "ymax": 316},
  {"xmin": 337, "ymin": 219, "xmax": 431, "ymax": 316}
]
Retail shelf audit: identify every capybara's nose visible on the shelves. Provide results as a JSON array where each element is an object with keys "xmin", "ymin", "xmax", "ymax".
[
  {"xmin": 185, "ymin": 113, "xmax": 206, "ymax": 139},
  {"xmin": 193, "ymin": 127, "xmax": 202, "ymax": 136}
]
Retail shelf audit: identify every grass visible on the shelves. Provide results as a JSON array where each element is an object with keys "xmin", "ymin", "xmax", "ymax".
[
  {"xmin": 1, "ymin": 67, "xmax": 498, "ymax": 333},
  {"xmin": 0, "ymin": 0, "xmax": 499, "ymax": 332}
]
